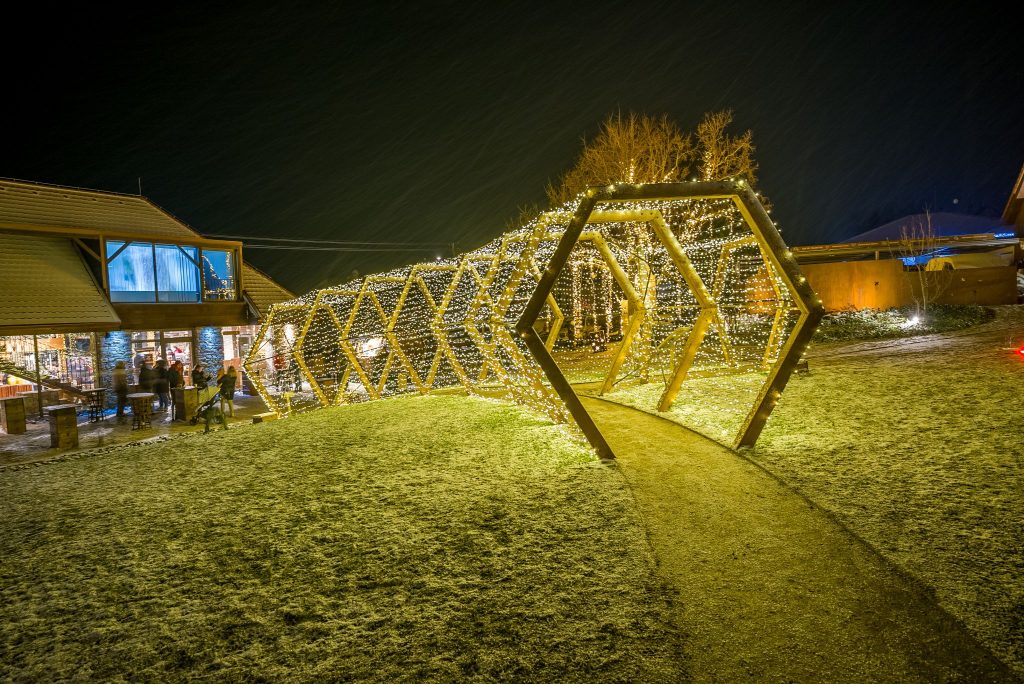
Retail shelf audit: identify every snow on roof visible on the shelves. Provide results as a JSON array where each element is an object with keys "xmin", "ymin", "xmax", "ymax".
[
  {"xmin": 0, "ymin": 178, "xmax": 201, "ymax": 241},
  {"xmin": 0, "ymin": 232, "xmax": 120, "ymax": 334},
  {"xmin": 843, "ymin": 212, "xmax": 1010, "ymax": 243}
]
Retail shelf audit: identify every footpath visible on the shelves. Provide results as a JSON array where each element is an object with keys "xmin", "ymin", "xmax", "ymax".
[{"xmin": 580, "ymin": 396, "xmax": 1017, "ymax": 683}]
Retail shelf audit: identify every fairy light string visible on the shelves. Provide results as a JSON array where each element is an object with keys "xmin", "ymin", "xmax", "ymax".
[{"xmin": 243, "ymin": 183, "xmax": 814, "ymax": 448}]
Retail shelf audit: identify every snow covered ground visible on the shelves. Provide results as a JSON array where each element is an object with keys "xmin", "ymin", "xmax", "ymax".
[
  {"xmin": 0, "ymin": 396, "xmax": 686, "ymax": 681},
  {"xmin": 601, "ymin": 305, "xmax": 1024, "ymax": 676}
]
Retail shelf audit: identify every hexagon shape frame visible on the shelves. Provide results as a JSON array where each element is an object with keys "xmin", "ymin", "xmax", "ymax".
[{"xmin": 516, "ymin": 181, "xmax": 824, "ymax": 457}]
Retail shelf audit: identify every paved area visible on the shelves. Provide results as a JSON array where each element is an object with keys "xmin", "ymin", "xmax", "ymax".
[
  {"xmin": 581, "ymin": 395, "xmax": 1017, "ymax": 683},
  {"xmin": 0, "ymin": 393, "xmax": 269, "ymax": 467}
]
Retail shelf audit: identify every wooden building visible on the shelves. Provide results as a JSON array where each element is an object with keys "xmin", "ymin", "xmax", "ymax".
[
  {"xmin": 0, "ymin": 178, "xmax": 294, "ymax": 409},
  {"xmin": 792, "ymin": 175, "xmax": 1022, "ymax": 312}
]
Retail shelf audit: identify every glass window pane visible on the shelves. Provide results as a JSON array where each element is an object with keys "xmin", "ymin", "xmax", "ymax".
[
  {"xmin": 202, "ymin": 249, "xmax": 236, "ymax": 301},
  {"xmin": 155, "ymin": 244, "xmax": 200, "ymax": 302},
  {"xmin": 107, "ymin": 241, "xmax": 156, "ymax": 303}
]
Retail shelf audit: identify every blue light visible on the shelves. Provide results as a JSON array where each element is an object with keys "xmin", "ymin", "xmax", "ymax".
[{"xmin": 993, "ymin": 231, "xmax": 1016, "ymax": 239}]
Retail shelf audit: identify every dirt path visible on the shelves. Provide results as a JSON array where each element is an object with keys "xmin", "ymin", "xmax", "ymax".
[{"xmin": 581, "ymin": 396, "xmax": 1017, "ymax": 683}]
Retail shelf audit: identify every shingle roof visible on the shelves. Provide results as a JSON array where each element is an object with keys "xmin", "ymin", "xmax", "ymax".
[
  {"xmin": 0, "ymin": 232, "xmax": 120, "ymax": 334},
  {"xmin": 242, "ymin": 264, "xmax": 296, "ymax": 318},
  {"xmin": 0, "ymin": 178, "xmax": 201, "ymax": 241}
]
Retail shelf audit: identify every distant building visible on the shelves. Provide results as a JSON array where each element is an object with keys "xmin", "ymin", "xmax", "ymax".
[
  {"xmin": 0, "ymin": 178, "xmax": 294, "ymax": 407},
  {"xmin": 792, "ymin": 172, "xmax": 1022, "ymax": 312},
  {"xmin": 1002, "ymin": 162, "xmax": 1024, "ymax": 236}
]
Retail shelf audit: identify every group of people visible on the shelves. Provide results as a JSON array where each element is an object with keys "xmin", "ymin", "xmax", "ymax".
[{"xmin": 111, "ymin": 359, "xmax": 239, "ymax": 422}]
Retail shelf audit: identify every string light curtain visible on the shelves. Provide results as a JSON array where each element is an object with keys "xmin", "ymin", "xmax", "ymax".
[{"xmin": 245, "ymin": 182, "xmax": 822, "ymax": 452}]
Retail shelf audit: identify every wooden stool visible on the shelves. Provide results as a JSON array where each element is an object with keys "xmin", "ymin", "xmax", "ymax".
[
  {"xmin": 85, "ymin": 388, "xmax": 107, "ymax": 423},
  {"xmin": 127, "ymin": 393, "xmax": 155, "ymax": 430},
  {"xmin": 0, "ymin": 396, "xmax": 27, "ymax": 434},
  {"xmin": 44, "ymin": 404, "xmax": 79, "ymax": 449}
]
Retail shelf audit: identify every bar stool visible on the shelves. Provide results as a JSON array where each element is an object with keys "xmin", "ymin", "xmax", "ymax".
[
  {"xmin": 84, "ymin": 388, "xmax": 107, "ymax": 423},
  {"xmin": 127, "ymin": 392, "xmax": 155, "ymax": 430}
]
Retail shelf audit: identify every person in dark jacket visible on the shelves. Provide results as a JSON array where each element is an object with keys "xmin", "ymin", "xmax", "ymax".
[
  {"xmin": 154, "ymin": 359, "xmax": 170, "ymax": 411},
  {"xmin": 138, "ymin": 361, "xmax": 156, "ymax": 411},
  {"xmin": 138, "ymin": 362, "xmax": 155, "ymax": 392},
  {"xmin": 191, "ymin": 363, "xmax": 209, "ymax": 389},
  {"xmin": 112, "ymin": 360, "xmax": 129, "ymax": 422},
  {"xmin": 218, "ymin": 366, "xmax": 238, "ymax": 418},
  {"xmin": 167, "ymin": 361, "xmax": 183, "ymax": 420}
]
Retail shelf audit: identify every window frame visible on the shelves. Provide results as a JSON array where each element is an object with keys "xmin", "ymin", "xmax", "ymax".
[{"xmin": 102, "ymin": 239, "xmax": 241, "ymax": 303}]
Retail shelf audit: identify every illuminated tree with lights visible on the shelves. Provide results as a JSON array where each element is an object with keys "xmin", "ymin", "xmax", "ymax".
[
  {"xmin": 546, "ymin": 110, "xmax": 758, "ymax": 207},
  {"xmin": 545, "ymin": 113, "xmax": 694, "ymax": 206},
  {"xmin": 695, "ymin": 110, "xmax": 757, "ymax": 184}
]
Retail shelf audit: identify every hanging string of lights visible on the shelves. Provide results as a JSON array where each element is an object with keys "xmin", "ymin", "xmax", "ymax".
[{"xmin": 243, "ymin": 181, "xmax": 822, "ymax": 451}]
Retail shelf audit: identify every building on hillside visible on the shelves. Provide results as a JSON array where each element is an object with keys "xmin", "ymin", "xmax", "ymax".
[
  {"xmin": 0, "ymin": 178, "xmax": 294, "ymax": 411},
  {"xmin": 793, "ymin": 178, "xmax": 1023, "ymax": 312}
]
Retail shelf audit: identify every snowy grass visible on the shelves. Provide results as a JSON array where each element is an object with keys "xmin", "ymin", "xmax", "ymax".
[
  {"xmin": 0, "ymin": 395, "xmax": 687, "ymax": 682},
  {"xmin": 812, "ymin": 304, "xmax": 993, "ymax": 342},
  {"xmin": 589, "ymin": 307, "xmax": 1024, "ymax": 676},
  {"xmin": 600, "ymin": 374, "xmax": 764, "ymax": 446},
  {"xmin": 750, "ymin": 330, "xmax": 1024, "ymax": 676}
]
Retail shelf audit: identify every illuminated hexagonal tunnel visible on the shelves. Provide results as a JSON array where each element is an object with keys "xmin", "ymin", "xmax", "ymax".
[{"xmin": 245, "ymin": 181, "xmax": 822, "ymax": 455}]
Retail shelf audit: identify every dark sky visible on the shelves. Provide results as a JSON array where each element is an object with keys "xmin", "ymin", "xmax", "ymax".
[{"xmin": 6, "ymin": 2, "xmax": 1022, "ymax": 294}]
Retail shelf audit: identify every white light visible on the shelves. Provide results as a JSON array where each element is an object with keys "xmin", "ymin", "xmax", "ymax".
[
  {"xmin": 901, "ymin": 316, "xmax": 920, "ymax": 328},
  {"xmin": 357, "ymin": 336, "xmax": 385, "ymax": 359}
]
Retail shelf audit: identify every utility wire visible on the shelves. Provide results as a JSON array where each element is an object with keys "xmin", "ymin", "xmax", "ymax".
[
  {"xmin": 243, "ymin": 245, "xmax": 443, "ymax": 253},
  {"xmin": 205, "ymin": 233, "xmax": 450, "ymax": 247}
]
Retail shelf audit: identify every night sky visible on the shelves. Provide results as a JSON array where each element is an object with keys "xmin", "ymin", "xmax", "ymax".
[{"xmin": 6, "ymin": 2, "xmax": 1022, "ymax": 295}]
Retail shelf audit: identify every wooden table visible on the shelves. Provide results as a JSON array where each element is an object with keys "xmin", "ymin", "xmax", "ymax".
[
  {"xmin": 127, "ymin": 392, "xmax": 155, "ymax": 430},
  {"xmin": 84, "ymin": 388, "xmax": 107, "ymax": 423}
]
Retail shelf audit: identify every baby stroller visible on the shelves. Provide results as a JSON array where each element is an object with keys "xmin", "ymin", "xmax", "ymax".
[{"xmin": 190, "ymin": 387, "xmax": 227, "ymax": 433}]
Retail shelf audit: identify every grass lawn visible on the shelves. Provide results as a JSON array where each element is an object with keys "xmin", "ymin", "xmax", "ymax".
[
  {"xmin": 598, "ymin": 306, "xmax": 1024, "ymax": 676},
  {"xmin": 751, "ymin": 316, "xmax": 1024, "ymax": 677},
  {"xmin": 0, "ymin": 395, "xmax": 687, "ymax": 682}
]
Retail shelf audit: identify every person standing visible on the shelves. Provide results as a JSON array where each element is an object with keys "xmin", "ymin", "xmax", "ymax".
[
  {"xmin": 167, "ymin": 361, "xmax": 183, "ymax": 420},
  {"xmin": 191, "ymin": 363, "xmax": 208, "ymax": 389},
  {"xmin": 112, "ymin": 361, "xmax": 129, "ymax": 422},
  {"xmin": 218, "ymin": 366, "xmax": 238, "ymax": 418},
  {"xmin": 138, "ymin": 362, "xmax": 154, "ymax": 391},
  {"xmin": 154, "ymin": 359, "xmax": 170, "ymax": 412}
]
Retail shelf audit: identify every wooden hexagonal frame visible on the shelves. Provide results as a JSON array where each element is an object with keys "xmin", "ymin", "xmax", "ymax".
[{"xmin": 516, "ymin": 181, "xmax": 824, "ymax": 456}]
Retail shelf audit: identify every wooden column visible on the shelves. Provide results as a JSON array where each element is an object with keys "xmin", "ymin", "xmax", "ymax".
[
  {"xmin": 45, "ymin": 404, "xmax": 79, "ymax": 449},
  {"xmin": 0, "ymin": 396, "xmax": 27, "ymax": 434}
]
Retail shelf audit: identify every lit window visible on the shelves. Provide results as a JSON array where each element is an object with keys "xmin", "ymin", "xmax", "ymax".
[
  {"xmin": 202, "ymin": 249, "xmax": 236, "ymax": 301},
  {"xmin": 107, "ymin": 241, "xmax": 156, "ymax": 303},
  {"xmin": 156, "ymin": 244, "xmax": 201, "ymax": 302}
]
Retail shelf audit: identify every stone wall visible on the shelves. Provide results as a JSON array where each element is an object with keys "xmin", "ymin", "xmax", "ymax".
[
  {"xmin": 196, "ymin": 326, "xmax": 224, "ymax": 379},
  {"xmin": 96, "ymin": 331, "xmax": 131, "ymax": 407}
]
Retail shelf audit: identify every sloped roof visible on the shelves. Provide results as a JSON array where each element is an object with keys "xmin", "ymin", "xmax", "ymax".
[
  {"xmin": 242, "ymin": 264, "xmax": 296, "ymax": 318},
  {"xmin": 0, "ymin": 178, "xmax": 202, "ymax": 241},
  {"xmin": 1002, "ymin": 161, "xmax": 1024, "ymax": 228},
  {"xmin": 843, "ymin": 212, "xmax": 1010, "ymax": 243},
  {"xmin": 0, "ymin": 232, "xmax": 120, "ymax": 334}
]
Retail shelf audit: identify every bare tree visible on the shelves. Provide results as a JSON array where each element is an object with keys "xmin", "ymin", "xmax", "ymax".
[
  {"xmin": 695, "ymin": 110, "xmax": 757, "ymax": 184},
  {"xmin": 546, "ymin": 110, "xmax": 760, "ymax": 207},
  {"xmin": 896, "ymin": 210, "xmax": 952, "ymax": 317},
  {"xmin": 545, "ymin": 113, "xmax": 694, "ymax": 206}
]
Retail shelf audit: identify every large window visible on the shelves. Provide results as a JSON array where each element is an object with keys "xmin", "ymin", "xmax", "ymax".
[
  {"xmin": 202, "ymin": 249, "xmax": 236, "ymax": 301},
  {"xmin": 107, "ymin": 241, "xmax": 157, "ymax": 302},
  {"xmin": 106, "ymin": 241, "xmax": 235, "ymax": 302},
  {"xmin": 156, "ymin": 244, "xmax": 200, "ymax": 302}
]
